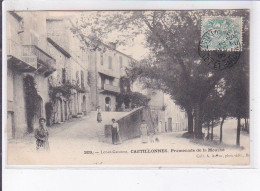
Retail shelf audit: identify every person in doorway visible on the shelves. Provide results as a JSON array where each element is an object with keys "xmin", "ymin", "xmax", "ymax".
[
  {"xmin": 111, "ymin": 118, "xmax": 120, "ymax": 144},
  {"xmin": 97, "ymin": 106, "xmax": 102, "ymax": 123},
  {"xmin": 105, "ymin": 103, "xmax": 110, "ymax": 111},
  {"xmin": 34, "ymin": 118, "xmax": 49, "ymax": 151},
  {"xmin": 121, "ymin": 102, "xmax": 126, "ymax": 111},
  {"xmin": 140, "ymin": 119, "xmax": 149, "ymax": 143}
]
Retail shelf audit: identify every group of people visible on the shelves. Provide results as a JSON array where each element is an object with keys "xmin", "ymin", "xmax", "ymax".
[
  {"xmin": 97, "ymin": 106, "xmax": 158, "ymax": 145},
  {"xmin": 109, "ymin": 118, "xmax": 157, "ymax": 145},
  {"xmin": 34, "ymin": 106, "xmax": 159, "ymax": 151}
]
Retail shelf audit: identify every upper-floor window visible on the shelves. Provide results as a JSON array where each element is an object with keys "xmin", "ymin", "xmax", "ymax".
[
  {"xmin": 81, "ymin": 71, "xmax": 85, "ymax": 88},
  {"xmin": 119, "ymin": 56, "xmax": 123, "ymax": 69},
  {"xmin": 30, "ymin": 33, "xmax": 39, "ymax": 46},
  {"xmin": 108, "ymin": 56, "xmax": 112, "ymax": 69},
  {"xmin": 100, "ymin": 53, "xmax": 103, "ymax": 65},
  {"xmin": 62, "ymin": 68, "xmax": 66, "ymax": 84},
  {"xmin": 109, "ymin": 79, "xmax": 113, "ymax": 85},
  {"xmin": 76, "ymin": 71, "xmax": 80, "ymax": 86},
  {"xmin": 18, "ymin": 20, "xmax": 24, "ymax": 34}
]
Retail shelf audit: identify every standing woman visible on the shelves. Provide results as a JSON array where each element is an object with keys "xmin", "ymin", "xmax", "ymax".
[
  {"xmin": 140, "ymin": 119, "xmax": 149, "ymax": 143},
  {"xmin": 34, "ymin": 118, "xmax": 50, "ymax": 151},
  {"xmin": 97, "ymin": 106, "xmax": 102, "ymax": 123},
  {"xmin": 111, "ymin": 118, "xmax": 119, "ymax": 144}
]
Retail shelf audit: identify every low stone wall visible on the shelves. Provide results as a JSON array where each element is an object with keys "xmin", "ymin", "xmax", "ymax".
[{"xmin": 104, "ymin": 106, "xmax": 154, "ymax": 143}]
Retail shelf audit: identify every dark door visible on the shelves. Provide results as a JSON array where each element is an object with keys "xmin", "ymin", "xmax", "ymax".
[{"xmin": 168, "ymin": 118, "xmax": 173, "ymax": 132}]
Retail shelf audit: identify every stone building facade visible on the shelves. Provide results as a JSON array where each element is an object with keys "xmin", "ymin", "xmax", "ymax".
[
  {"xmin": 46, "ymin": 17, "xmax": 91, "ymax": 125},
  {"xmin": 7, "ymin": 12, "xmax": 56, "ymax": 138},
  {"xmin": 6, "ymin": 13, "xmax": 94, "ymax": 138},
  {"xmin": 132, "ymin": 80, "xmax": 188, "ymax": 133},
  {"xmin": 88, "ymin": 43, "xmax": 133, "ymax": 112},
  {"xmin": 6, "ymin": 11, "xmax": 150, "ymax": 139}
]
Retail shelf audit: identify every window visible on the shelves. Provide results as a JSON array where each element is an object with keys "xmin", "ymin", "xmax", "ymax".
[
  {"xmin": 109, "ymin": 79, "xmax": 113, "ymax": 85},
  {"xmin": 100, "ymin": 53, "xmax": 103, "ymax": 65},
  {"xmin": 18, "ymin": 20, "xmax": 24, "ymax": 34},
  {"xmin": 108, "ymin": 56, "xmax": 112, "ymax": 69},
  {"xmin": 62, "ymin": 68, "xmax": 66, "ymax": 84},
  {"xmin": 119, "ymin": 56, "xmax": 123, "ymax": 68},
  {"xmin": 30, "ymin": 33, "xmax": 39, "ymax": 46},
  {"xmin": 81, "ymin": 71, "xmax": 85, "ymax": 88},
  {"xmin": 76, "ymin": 71, "xmax": 80, "ymax": 85},
  {"xmin": 7, "ymin": 69, "xmax": 14, "ymax": 101}
]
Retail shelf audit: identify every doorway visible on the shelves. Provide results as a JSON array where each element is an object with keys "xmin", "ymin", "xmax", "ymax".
[
  {"xmin": 105, "ymin": 97, "xmax": 111, "ymax": 111},
  {"xmin": 82, "ymin": 95, "xmax": 87, "ymax": 115},
  {"xmin": 168, "ymin": 117, "xmax": 173, "ymax": 132},
  {"xmin": 7, "ymin": 112, "xmax": 15, "ymax": 139},
  {"xmin": 45, "ymin": 102, "xmax": 53, "ymax": 126}
]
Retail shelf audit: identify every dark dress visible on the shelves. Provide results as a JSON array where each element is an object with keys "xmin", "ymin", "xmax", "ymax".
[
  {"xmin": 111, "ymin": 122, "xmax": 119, "ymax": 144},
  {"xmin": 34, "ymin": 127, "xmax": 49, "ymax": 150},
  {"xmin": 97, "ymin": 108, "xmax": 102, "ymax": 123}
]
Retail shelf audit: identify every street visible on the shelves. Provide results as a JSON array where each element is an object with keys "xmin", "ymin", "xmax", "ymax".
[{"xmin": 7, "ymin": 113, "xmax": 250, "ymax": 166}]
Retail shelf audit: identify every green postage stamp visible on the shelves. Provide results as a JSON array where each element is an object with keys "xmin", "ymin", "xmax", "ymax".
[{"xmin": 201, "ymin": 16, "xmax": 243, "ymax": 51}]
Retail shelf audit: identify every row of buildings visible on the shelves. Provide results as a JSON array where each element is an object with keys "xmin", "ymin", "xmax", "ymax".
[
  {"xmin": 6, "ymin": 11, "xmax": 187, "ymax": 139},
  {"xmin": 6, "ymin": 11, "xmax": 133, "ymax": 139}
]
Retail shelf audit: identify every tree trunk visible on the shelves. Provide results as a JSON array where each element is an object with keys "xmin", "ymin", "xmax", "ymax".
[
  {"xmin": 219, "ymin": 117, "xmax": 225, "ymax": 143},
  {"xmin": 187, "ymin": 109, "xmax": 193, "ymax": 134},
  {"xmin": 207, "ymin": 122, "xmax": 210, "ymax": 140},
  {"xmin": 236, "ymin": 117, "xmax": 241, "ymax": 146},
  {"xmin": 194, "ymin": 102, "xmax": 203, "ymax": 139},
  {"xmin": 211, "ymin": 119, "xmax": 214, "ymax": 141},
  {"xmin": 245, "ymin": 118, "xmax": 249, "ymax": 133}
]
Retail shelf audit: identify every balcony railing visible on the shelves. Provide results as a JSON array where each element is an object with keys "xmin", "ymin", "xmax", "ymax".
[
  {"xmin": 7, "ymin": 39, "xmax": 37, "ymax": 71},
  {"xmin": 23, "ymin": 45, "xmax": 56, "ymax": 72},
  {"xmin": 103, "ymin": 84, "xmax": 120, "ymax": 93}
]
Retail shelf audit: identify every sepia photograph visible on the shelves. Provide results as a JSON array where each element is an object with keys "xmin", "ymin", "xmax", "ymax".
[{"xmin": 5, "ymin": 9, "xmax": 250, "ymax": 166}]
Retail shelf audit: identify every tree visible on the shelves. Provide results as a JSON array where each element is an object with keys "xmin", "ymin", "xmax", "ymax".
[
  {"xmin": 74, "ymin": 10, "xmax": 249, "ymax": 139},
  {"xmin": 224, "ymin": 60, "xmax": 249, "ymax": 146}
]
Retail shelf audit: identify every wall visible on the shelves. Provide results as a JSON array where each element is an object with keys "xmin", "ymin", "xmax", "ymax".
[
  {"xmin": 90, "ymin": 45, "xmax": 133, "ymax": 112},
  {"xmin": 147, "ymin": 90, "xmax": 164, "ymax": 109},
  {"xmin": 98, "ymin": 93, "xmax": 116, "ymax": 112},
  {"xmin": 12, "ymin": 70, "xmax": 27, "ymax": 138},
  {"xmin": 46, "ymin": 17, "xmax": 91, "ymax": 118},
  {"xmin": 104, "ymin": 107, "xmax": 154, "ymax": 143},
  {"xmin": 164, "ymin": 94, "xmax": 188, "ymax": 132},
  {"xmin": 7, "ymin": 12, "xmax": 51, "ymax": 138}
]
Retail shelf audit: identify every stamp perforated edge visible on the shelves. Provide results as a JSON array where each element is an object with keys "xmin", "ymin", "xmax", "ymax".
[{"xmin": 200, "ymin": 16, "xmax": 243, "ymax": 52}]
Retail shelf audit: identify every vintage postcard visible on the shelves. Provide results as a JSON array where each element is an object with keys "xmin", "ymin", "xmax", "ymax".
[{"xmin": 4, "ymin": 9, "xmax": 250, "ymax": 166}]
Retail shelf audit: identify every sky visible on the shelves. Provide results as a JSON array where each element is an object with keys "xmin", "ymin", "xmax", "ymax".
[{"xmin": 47, "ymin": 11, "xmax": 149, "ymax": 61}]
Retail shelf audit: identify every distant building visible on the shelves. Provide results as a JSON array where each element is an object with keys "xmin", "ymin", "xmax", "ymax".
[
  {"xmin": 7, "ymin": 12, "xmax": 56, "ymax": 138},
  {"xmin": 164, "ymin": 94, "xmax": 188, "ymax": 132},
  {"xmin": 88, "ymin": 42, "xmax": 133, "ymax": 112},
  {"xmin": 147, "ymin": 90, "xmax": 167, "ymax": 132},
  {"xmin": 132, "ymin": 81, "xmax": 188, "ymax": 133}
]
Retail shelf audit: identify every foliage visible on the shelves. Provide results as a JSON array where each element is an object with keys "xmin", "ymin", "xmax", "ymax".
[
  {"xmin": 24, "ymin": 75, "xmax": 40, "ymax": 133},
  {"xmin": 75, "ymin": 10, "xmax": 249, "ymax": 139},
  {"xmin": 129, "ymin": 91, "xmax": 150, "ymax": 108},
  {"xmin": 49, "ymin": 81, "xmax": 87, "ymax": 100},
  {"xmin": 117, "ymin": 91, "xmax": 150, "ymax": 109}
]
